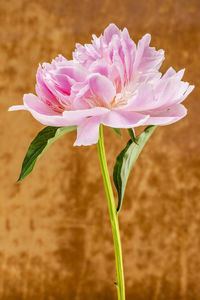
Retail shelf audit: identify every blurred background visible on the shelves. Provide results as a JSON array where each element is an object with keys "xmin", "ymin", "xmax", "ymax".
[{"xmin": 0, "ymin": 0, "xmax": 200, "ymax": 299}]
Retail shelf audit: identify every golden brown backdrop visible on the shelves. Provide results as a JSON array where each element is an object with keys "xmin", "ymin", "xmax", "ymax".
[{"xmin": 0, "ymin": 0, "xmax": 200, "ymax": 299}]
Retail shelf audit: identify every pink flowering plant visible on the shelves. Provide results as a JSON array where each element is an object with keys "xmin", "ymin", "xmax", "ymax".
[{"xmin": 9, "ymin": 24, "xmax": 194, "ymax": 300}]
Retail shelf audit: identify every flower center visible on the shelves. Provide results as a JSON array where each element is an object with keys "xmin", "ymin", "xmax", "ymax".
[{"xmin": 110, "ymin": 80, "xmax": 137, "ymax": 108}]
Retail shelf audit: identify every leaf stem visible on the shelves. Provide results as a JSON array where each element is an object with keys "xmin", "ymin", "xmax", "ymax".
[{"xmin": 97, "ymin": 124, "xmax": 125, "ymax": 300}]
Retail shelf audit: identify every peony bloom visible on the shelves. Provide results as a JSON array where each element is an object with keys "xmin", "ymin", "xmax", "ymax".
[{"xmin": 9, "ymin": 24, "xmax": 194, "ymax": 146}]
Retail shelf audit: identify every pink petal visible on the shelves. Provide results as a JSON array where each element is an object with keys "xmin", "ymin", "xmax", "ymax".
[
  {"xmin": 70, "ymin": 82, "xmax": 91, "ymax": 110},
  {"xmin": 42, "ymin": 77, "xmax": 69, "ymax": 105},
  {"xmin": 23, "ymin": 94, "xmax": 109, "ymax": 127},
  {"xmin": 161, "ymin": 67, "xmax": 177, "ymax": 80},
  {"xmin": 104, "ymin": 23, "xmax": 120, "ymax": 44},
  {"xmin": 154, "ymin": 79, "xmax": 194, "ymax": 111},
  {"xmin": 134, "ymin": 34, "xmax": 164, "ymax": 73},
  {"xmin": 74, "ymin": 116, "xmax": 101, "ymax": 146},
  {"xmin": 23, "ymin": 94, "xmax": 56, "ymax": 115},
  {"xmin": 73, "ymin": 43, "xmax": 94, "ymax": 68},
  {"xmin": 63, "ymin": 106, "xmax": 109, "ymax": 122},
  {"xmin": 88, "ymin": 74, "xmax": 116, "ymax": 106},
  {"xmin": 127, "ymin": 70, "xmax": 194, "ymax": 113},
  {"xmin": 57, "ymin": 64, "xmax": 87, "ymax": 82},
  {"xmin": 35, "ymin": 83, "xmax": 57, "ymax": 105},
  {"xmin": 90, "ymin": 61, "xmax": 108, "ymax": 77},
  {"xmin": 161, "ymin": 67, "xmax": 185, "ymax": 81},
  {"xmin": 36, "ymin": 66, "xmax": 58, "ymax": 105},
  {"xmin": 133, "ymin": 34, "xmax": 150, "ymax": 72},
  {"xmin": 8, "ymin": 105, "xmax": 26, "ymax": 111},
  {"xmin": 52, "ymin": 74, "xmax": 73, "ymax": 94},
  {"xmin": 101, "ymin": 110, "xmax": 149, "ymax": 128},
  {"xmin": 125, "ymin": 84, "xmax": 156, "ymax": 111},
  {"xmin": 144, "ymin": 104, "xmax": 187, "ymax": 125},
  {"xmin": 180, "ymin": 84, "xmax": 195, "ymax": 101},
  {"xmin": 121, "ymin": 28, "xmax": 136, "ymax": 82},
  {"xmin": 22, "ymin": 94, "xmax": 73, "ymax": 126},
  {"xmin": 111, "ymin": 37, "xmax": 125, "ymax": 87}
]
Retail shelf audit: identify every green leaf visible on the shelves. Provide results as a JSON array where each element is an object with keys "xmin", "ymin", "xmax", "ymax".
[
  {"xmin": 127, "ymin": 128, "xmax": 138, "ymax": 144},
  {"xmin": 113, "ymin": 125, "xmax": 157, "ymax": 212},
  {"xmin": 111, "ymin": 127, "xmax": 122, "ymax": 137},
  {"xmin": 18, "ymin": 126, "xmax": 76, "ymax": 182}
]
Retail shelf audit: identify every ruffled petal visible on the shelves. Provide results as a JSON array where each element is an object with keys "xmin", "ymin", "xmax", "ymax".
[
  {"xmin": 104, "ymin": 23, "xmax": 121, "ymax": 44},
  {"xmin": 134, "ymin": 34, "xmax": 164, "ymax": 73},
  {"xmin": 144, "ymin": 104, "xmax": 187, "ymax": 125},
  {"xmin": 121, "ymin": 28, "xmax": 136, "ymax": 82},
  {"xmin": 126, "ymin": 69, "xmax": 194, "ymax": 113},
  {"xmin": 154, "ymin": 78, "xmax": 194, "ymax": 111}
]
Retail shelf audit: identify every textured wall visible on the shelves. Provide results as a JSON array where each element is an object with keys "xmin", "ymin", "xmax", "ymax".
[{"xmin": 0, "ymin": 0, "xmax": 200, "ymax": 299}]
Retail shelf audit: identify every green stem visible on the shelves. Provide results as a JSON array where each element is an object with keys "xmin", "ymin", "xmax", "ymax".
[{"xmin": 97, "ymin": 124, "xmax": 125, "ymax": 300}]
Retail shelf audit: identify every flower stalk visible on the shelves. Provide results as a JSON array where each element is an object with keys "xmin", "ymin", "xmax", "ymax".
[{"xmin": 97, "ymin": 124, "xmax": 125, "ymax": 300}]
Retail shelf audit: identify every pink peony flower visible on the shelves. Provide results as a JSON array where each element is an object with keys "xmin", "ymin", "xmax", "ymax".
[{"xmin": 9, "ymin": 24, "xmax": 194, "ymax": 146}]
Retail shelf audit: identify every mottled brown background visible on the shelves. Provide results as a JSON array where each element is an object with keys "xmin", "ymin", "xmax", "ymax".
[{"xmin": 0, "ymin": 0, "xmax": 200, "ymax": 299}]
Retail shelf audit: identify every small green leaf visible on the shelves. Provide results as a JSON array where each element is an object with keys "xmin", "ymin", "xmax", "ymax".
[
  {"xmin": 113, "ymin": 125, "xmax": 157, "ymax": 212},
  {"xmin": 18, "ymin": 126, "xmax": 76, "ymax": 182},
  {"xmin": 127, "ymin": 128, "xmax": 138, "ymax": 144},
  {"xmin": 111, "ymin": 127, "xmax": 122, "ymax": 137}
]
